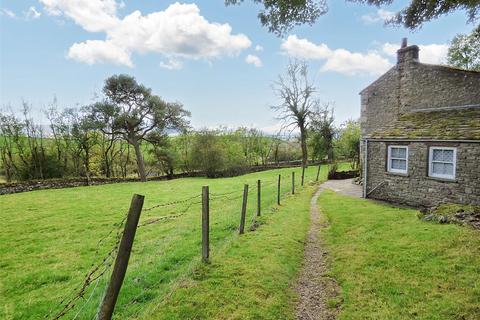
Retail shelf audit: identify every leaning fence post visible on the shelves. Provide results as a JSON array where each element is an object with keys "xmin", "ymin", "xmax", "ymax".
[
  {"xmin": 277, "ymin": 174, "xmax": 281, "ymax": 205},
  {"xmin": 292, "ymin": 171, "xmax": 295, "ymax": 194},
  {"xmin": 97, "ymin": 194, "xmax": 144, "ymax": 320},
  {"xmin": 239, "ymin": 184, "xmax": 248, "ymax": 234},
  {"xmin": 202, "ymin": 186, "xmax": 209, "ymax": 263},
  {"xmin": 301, "ymin": 166, "xmax": 305, "ymax": 186},
  {"xmin": 257, "ymin": 180, "xmax": 261, "ymax": 217},
  {"xmin": 316, "ymin": 164, "xmax": 321, "ymax": 182}
]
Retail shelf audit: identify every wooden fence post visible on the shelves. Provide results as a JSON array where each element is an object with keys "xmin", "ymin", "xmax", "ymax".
[
  {"xmin": 316, "ymin": 164, "xmax": 321, "ymax": 182},
  {"xmin": 239, "ymin": 184, "xmax": 248, "ymax": 234},
  {"xmin": 277, "ymin": 174, "xmax": 281, "ymax": 205},
  {"xmin": 257, "ymin": 180, "xmax": 261, "ymax": 217},
  {"xmin": 301, "ymin": 166, "xmax": 305, "ymax": 186},
  {"xmin": 202, "ymin": 186, "xmax": 209, "ymax": 263},
  {"xmin": 97, "ymin": 194, "xmax": 144, "ymax": 320},
  {"xmin": 292, "ymin": 172, "xmax": 295, "ymax": 195}
]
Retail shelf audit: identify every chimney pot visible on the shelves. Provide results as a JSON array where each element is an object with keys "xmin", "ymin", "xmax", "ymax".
[{"xmin": 397, "ymin": 39, "xmax": 419, "ymax": 64}]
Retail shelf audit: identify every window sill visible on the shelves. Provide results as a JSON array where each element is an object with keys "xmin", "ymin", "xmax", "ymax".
[
  {"xmin": 386, "ymin": 171, "xmax": 409, "ymax": 177},
  {"xmin": 427, "ymin": 176, "xmax": 458, "ymax": 183}
]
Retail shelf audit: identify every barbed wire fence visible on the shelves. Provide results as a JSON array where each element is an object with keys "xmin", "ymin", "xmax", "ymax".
[{"xmin": 44, "ymin": 164, "xmax": 323, "ymax": 320}]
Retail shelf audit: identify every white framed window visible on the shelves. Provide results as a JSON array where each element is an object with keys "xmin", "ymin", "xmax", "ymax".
[
  {"xmin": 387, "ymin": 145, "xmax": 408, "ymax": 174},
  {"xmin": 429, "ymin": 147, "xmax": 456, "ymax": 180}
]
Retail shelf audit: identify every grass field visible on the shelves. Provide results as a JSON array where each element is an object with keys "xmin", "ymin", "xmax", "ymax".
[
  {"xmin": 0, "ymin": 165, "xmax": 326, "ymax": 320},
  {"xmin": 319, "ymin": 191, "xmax": 480, "ymax": 320}
]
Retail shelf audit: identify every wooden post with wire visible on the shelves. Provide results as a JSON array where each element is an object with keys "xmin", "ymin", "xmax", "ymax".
[
  {"xmin": 202, "ymin": 186, "xmax": 210, "ymax": 263},
  {"xmin": 316, "ymin": 164, "xmax": 321, "ymax": 182},
  {"xmin": 292, "ymin": 171, "xmax": 295, "ymax": 194},
  {"xmin": 239, "ymin": 184, "xmax": 248, "ymax": 234},
  {"xmin": 257, "ymin": 180, "xmax": 261, "ymax": 217},
  {"xmin": 97, "ymin": 194, "xmax": 144, "ymax": 320},
  {"xmin": 277, "ymin": 174, "xmax": 281, "ymax": 205},
  {"xmin": 301, "ymin": 166, "xmax": 305, "ymax": 186}
]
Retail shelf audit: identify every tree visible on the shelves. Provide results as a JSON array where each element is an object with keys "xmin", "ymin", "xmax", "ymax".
[
  {"xmin": 447, "ymin": 28, "xmax": 480, "ymax": 71},
  {"xmin": 335, "ymin": 120, "xmax": 360, "ymax": 169},
  {"xmin": 91, "ymin": 75, "xmax": 190, "ymax": 182},
  {"xmin": 227, "ymin": 0, "xmax": 479, "ymax": 35},
  {"xmin": 272, "ymin": 60, "xmax": 317, "ymax": 167},
  {"xmin": 309, "ymin": 104, "xmax": 335, "ymax": 163},
  {"xmin": 225, "ymin": 0, "xmax": 326, "ymax": 36},
  {"xmin": 350, "ymin": 0, "xmax": 479, "ymax": 30},
  {"xmin": 190, "ymin": 130, "xmax": 226, "ymax": 178},
  {"xmin": 67, "ymin": 107, "xmax": 98, "ymax": 181}
]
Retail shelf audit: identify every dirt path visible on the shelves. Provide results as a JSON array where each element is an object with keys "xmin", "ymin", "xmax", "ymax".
[{"xmin": 295, "ymin": 186, "xmax": 340, "ymax": 320}]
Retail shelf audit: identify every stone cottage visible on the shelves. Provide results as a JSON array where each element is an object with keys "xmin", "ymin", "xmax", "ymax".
[{"xmin": 360, "ymin": 39, "xmax": 480, "ymax": 207}]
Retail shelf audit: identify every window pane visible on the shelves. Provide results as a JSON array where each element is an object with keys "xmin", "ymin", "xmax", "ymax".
[
  {"xmin": 432, "ymin": 162, "xmax": 444, "ymax": 174},
  {"xmin": 391, "ymin": 159, "xmax": 406, "ymax": 170},
  {"xmin": 391, "ymin": 148, "xmax": 399, "ymax": 158},
  {"xmin": 444, "ymin": 163, "xmax": 454, "ymax": 175},
  {"xmin": 391, "ymin": 147, "xmax": 406, "ymax": 159},
  {"xmin": 432, "ymin": 149, "xmax": 443, "ymax": 161},
  {"xmin": 443, "ymin": 150, "xmax": 454, "ymax": 162},
  {"xmin": 397, "ymin": 148, "xmax": 406, "ymax": 159}
]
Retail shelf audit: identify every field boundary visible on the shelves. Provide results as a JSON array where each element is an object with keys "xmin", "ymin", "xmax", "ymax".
[{"xmin": 0, "ymin": 162, "xmax": 326, "ymax": 195}]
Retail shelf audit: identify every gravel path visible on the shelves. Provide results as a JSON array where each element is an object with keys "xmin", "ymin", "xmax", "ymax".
[{"xmin": 295, "ymin": 186, "xmax": 341, "ymax": 320}]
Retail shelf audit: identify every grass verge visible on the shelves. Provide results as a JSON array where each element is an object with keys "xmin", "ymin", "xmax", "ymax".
[{"xmin": 319, "ymin": 190, "xmax": 480, "ymax": 320}]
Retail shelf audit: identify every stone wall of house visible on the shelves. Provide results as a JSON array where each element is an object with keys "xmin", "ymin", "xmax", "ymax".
[
  {"xmin": 365, "ymin": 141, "xmax": 480, "ymax": 207},
  {"xmin": 360, "ymin": 45, "xmax": 480, "ymax": 137}
]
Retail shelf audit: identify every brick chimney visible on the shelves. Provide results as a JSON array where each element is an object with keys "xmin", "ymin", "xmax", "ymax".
[{"xmin": 397, "ymin": 38, "xmax": 419, "ymax": 64}]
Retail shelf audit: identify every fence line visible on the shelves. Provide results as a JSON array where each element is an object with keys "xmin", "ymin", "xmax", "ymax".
[{"xmin": 46, "ymin": 166, "xmax": 322, "ymax": 320}]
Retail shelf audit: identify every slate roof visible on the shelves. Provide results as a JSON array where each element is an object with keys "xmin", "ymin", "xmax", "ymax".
[{"xmin": 368, "ymin": 107, "xmax": 480, "ymax": 141}]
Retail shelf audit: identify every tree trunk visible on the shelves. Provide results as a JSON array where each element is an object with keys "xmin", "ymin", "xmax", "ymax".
[
  {"xmin": 300, "ymin": 126, "xmax": 308, "ymax": 167},
  {"xmin": 132, "ymin": 140, "xmax": 147, "ymax": 182}
]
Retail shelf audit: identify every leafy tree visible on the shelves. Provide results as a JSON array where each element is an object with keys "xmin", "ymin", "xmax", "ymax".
[
  {"xmin": 335, "ymin": 120, "xmax": 360, "ymax": 169},
  {"xmin": 309, "ymin": 104, "xmax": 335, "ymax": 163},
  {"xmin": 447, "ymin": 28, "xmax": 480, "ymax": 71},
  {"xmin": 227, "ymin": 0, "xmax": 479, "ymax": 35},
  {"xmin": 91, "ymin": 75, "xmax": 190, "ymax": 182},
  {"xmin": 66, "ymin": 107, "xmax": 98, "ymax": 181},
  {"xmin": 272, "ymin": 60, "xmax": 317, "ymax": 167},
  {"xmin": 350, "ymin": 0, "xmax": 479, "ymax": 30},
  {"xmin": 225, "ymin": 0, "xmax": 326, "ymax": 36},
  {"xmin": 190, "ymin": 130, "xmax": 226, "ymax": 178}
]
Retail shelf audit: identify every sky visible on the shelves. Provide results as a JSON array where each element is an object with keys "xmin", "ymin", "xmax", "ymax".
[{"xmin": 0, "ymin": 0, "xmax": 475, "ymax": 133}]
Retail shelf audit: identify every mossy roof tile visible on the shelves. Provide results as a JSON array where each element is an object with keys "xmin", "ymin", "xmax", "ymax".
[{"xmin": 368, "ymin": 108, "xmax": 480, "ymax": 140}]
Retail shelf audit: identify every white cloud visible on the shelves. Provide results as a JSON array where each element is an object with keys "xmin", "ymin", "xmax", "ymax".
[
  {"xmin": 281, "ymin": 35, "xmax": 330, "ymax": 59},
  {"xmin": 40, "ymin": 0, "xmax": 120, "ymax": 32},
  {"xmin": 0, "ymin": 8, "xmax": 17, "ymax": 18},
  {"xmin": 361, "ymin": 9, "xmax": 395, "ymax": 24},
  {"xmin": 245, "ymin": 54, "xmax": 262, "ymax": 67},
  {"xmin": 160, "ymin": 58, "xmax": 183, "ymax": 70},
  {"xmin": 25, "ymin": 6, "xmax": 42, "ymax": 20},
  {"xmin": 255, "ymin": 45, "xmax": 264, "ymax": 52},
  {"xmin": 382, "ymin": 42, "xmax": 449, "ymax": 64},
  {"xmin": 40, "ymin": 1, "xmax": 251, "ymax": 67},
  {"xmin": 68, "ymin": 40, "xmax": 133, "ymax": 67},
  {"xmin": 281, "ymin": 35, "xmax": 392, "ymax": 76}
]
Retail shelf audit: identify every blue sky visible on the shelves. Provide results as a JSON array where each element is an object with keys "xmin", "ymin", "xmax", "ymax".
[{"xmin": 0, "ymin": 0, "xmax": 474, "ymax": 132}]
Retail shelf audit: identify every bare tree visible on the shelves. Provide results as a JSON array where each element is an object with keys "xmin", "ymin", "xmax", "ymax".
[{"xmin": 272, "ymin": 60, "xmax": 317, "ymax": 167}]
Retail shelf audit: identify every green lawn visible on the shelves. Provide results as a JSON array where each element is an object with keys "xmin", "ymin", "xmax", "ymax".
[
  {"xmin": 319, "ymin": 191, "xmax": 480, "ymax": 320},
  {"xmin": 0, "ymin": 165, "xmax": 325, "ymax": 320}
]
